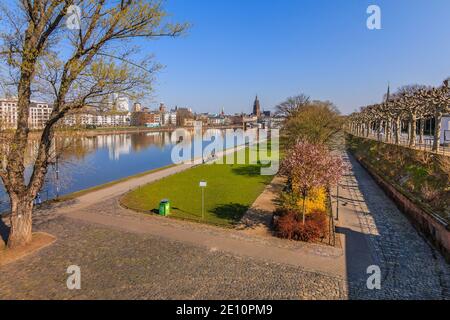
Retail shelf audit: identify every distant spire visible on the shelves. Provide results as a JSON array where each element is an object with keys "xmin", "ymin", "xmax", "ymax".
[
  {"xmin": 253, "ymin": 95, "xmax": 261, "ymax": 117},
  {"xmin": 385, "ymin": 83, "xmax": 390, "ymax": 102}
]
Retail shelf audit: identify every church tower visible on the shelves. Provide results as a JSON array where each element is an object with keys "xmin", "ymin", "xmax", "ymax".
[
  {"xmin": 385, "ymin": 83, "xmax": 390, "ymax": 103},
  {"xmin": 252, "ymin": 95, "xmax": 261, "ymax": 117}
]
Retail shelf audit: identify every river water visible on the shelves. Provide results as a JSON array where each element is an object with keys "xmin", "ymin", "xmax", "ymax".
[{"xmin": 0, "ymin": 129, "xmax": 235, "ymax": 211}]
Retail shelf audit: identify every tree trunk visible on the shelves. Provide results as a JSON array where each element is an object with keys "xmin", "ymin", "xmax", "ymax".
[
  {"xmin": 302, "ymin": 196, "xmax": 306, "ymax": 225},
  {"xmin": 409, "ymin": 113, "xmax": 417, "ymax": 147},
  {"xmin": 385, "ymin": 117, "xmax": 391, "ymax": 143},
  {"xmin": 366, "ymin": 122, "xmax": 370, "ymax": 137},
  {"xmin": 407, "ymin": 121, "xmax": 411, "ymax": 146},
  {"xmin": 7, "ymin": 195, "xmax": 34, "ymax": 248},
  {"xmin": 395, "ymin": 117, "xmax": 401, "ymax": 144},
  {"xmin": 419, "ymin": 118, "xmax": 425, "ymax": 144},
  {"xmin": 377, "ymin": 121, "xmax": 382, "ymax": 141},
  {"xmin": 433, "ymin": 111, "xmax": 442, "ymax": 152}
]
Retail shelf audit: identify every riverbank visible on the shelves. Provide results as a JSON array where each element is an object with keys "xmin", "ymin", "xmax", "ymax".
[
  {"xmin": 0, "ymin": 164, "xmax": 178, "ymax": 217},
  {"xmin": 23, "ymin": 125, "xmax": 244, "ymax": 138},
  {"xmin": 1, "ymin": 126, "xmax": 253, "ymax": 211}
]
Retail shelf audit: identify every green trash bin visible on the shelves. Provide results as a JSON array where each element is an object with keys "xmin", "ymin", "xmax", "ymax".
[{"xmin": 159, "ymin": 199, "xmax": 170, "ymax": 216}]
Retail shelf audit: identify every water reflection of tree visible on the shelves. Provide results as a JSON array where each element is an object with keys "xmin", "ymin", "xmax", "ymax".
[
  {"xmin": 0, "ymin": 129, "xmax": 231, "ymax": 209},
  {"xmin": 130, "ymin": 132, "xmax": 167, "ymax": 152},
  {"xmin": 21, "ymin": 132, "xmax": 183, "ymax": 165},
  {"xmin": 35, "ymin": 133, "xmax": 96, "ymax": 199}
]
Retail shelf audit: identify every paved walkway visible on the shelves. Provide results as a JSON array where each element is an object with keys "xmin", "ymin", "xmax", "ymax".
[
  {"xmin": 336, "ymin": 152, "xmax": 449, "ymax": 299},
  {"xmin": 61, "ymin": 197, "xmax": 345, "ymax": 277},
  {"xmin": 237, "ymin": 176, "xmax": 284, "ymax": 237},
  {"xmin": 55, "ymin": 163, "xmax": 196, "ymax": 214},
  {"xmin": 0, "ymin": 215, "xmax": 344, "ymax": 299}
]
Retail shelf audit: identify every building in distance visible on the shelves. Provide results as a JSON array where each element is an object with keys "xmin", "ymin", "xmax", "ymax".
[{"xmin": 0, "ymin": 97, "xmax": 52, "ymax": 129}]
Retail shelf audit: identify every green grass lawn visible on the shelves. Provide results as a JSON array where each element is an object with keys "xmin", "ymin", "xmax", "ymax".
[{"xmin": 120, "ymin": 147, "xmax": 276, "ymax": 227}]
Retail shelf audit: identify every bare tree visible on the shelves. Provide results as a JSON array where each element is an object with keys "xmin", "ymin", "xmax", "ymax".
[
  {"xmin": 393, "ymin": 85, "xmax": 428, "ymax": 147},
  {"xmin": 347, "ymin": 80, "xmax": 450, "ymax": 152},
  {"xmin": 275, "ymin": 94, "xmax": 310, "ymax": 119},
  {"xmin": 415, "ymin": 82, "xmax": 450, "ymax": 151},
  {"xmin": 0, "ymin": 0, "xmax": 188, "ymax": 248}
]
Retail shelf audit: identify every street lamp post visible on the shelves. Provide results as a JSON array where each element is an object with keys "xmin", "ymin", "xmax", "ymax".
[{"xmin": 336, "ymin": 183, "xmax": 340, "ymax": 221}]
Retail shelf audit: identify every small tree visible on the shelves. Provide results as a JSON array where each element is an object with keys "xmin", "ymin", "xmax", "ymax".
[
  {"xmin": 280, "ymin": 141, "xmax": 344, "ymax": 224},
  {"xmin": 283, "ymin": 100, "xmax": 343, "ymax": 145}
]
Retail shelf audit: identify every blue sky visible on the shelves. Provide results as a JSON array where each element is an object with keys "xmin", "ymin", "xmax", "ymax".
[{"xmin": 143, "ymin": 0, "xmax": 450, "ymax": 115}]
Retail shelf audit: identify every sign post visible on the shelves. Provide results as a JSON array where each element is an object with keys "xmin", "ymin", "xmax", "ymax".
[{"xmin": 199, "ymin": 181, "xmax": 207, "ymax": 220}]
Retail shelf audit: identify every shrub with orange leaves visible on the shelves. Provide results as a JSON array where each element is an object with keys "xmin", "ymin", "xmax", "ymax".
[{"xmin": 274, "ymin": 208, "xmax": 328, "ymax": 242}]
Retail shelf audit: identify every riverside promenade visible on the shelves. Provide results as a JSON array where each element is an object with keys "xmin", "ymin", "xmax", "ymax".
[{"xmin": 0, "ymin": 145, "xmax": 449, "ymax": 299}]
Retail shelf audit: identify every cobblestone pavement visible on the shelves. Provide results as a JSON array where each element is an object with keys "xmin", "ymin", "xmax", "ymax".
[
  {"xmin": 341, "ymin": 153, "xmax": 450, "ymax": 300},
  {"xmin": 0, "ymin": 216, "xmax": 345, "ymax": 300},
  {"xmin": 69, "ymin": 195, "xmax": 341, "ymax": 257}
]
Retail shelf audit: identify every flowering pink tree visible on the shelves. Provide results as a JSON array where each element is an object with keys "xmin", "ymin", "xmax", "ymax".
[{"xmin": 280, "ymin": 141, "xmax": 345, "ymax": 224}]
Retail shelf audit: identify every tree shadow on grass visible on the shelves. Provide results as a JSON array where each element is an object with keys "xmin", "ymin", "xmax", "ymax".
[
  {"xmin": 238, "ymin": 208, "xmax": 274, "ymax": 231},
  {"xmin": 231, "ymin": 165, "xmax": 261, "ymax": 177},
  {"xmin": 210, "ymin": 203, "xmax": 249, "ymax": 223}
]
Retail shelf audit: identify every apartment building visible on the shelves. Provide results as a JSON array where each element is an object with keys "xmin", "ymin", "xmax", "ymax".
[
  {"xmin": 63, "ymin": 111, "xmax": 130, "ymax": 127},
  {"xmin": 130, "ymin": 111, "xmax": 161, "ymax": 127},
  {"xmin": 0, "ymin": 97, "xmax": 53, "ymax": 129},
  {"xmin": 161, "ymin": 111, "xmax": 177, "ymax": 126}
]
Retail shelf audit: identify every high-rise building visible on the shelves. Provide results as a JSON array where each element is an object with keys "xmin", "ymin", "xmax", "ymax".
[
  {"xmin": 112, "ymin": 93, "xmax": 129, "ymax": 112},
  {"xmin": 252, "ymin": 95, "xmax": 261, "ymax": 117},
  {"xmin": 117, "ymin": 96, "xmax": 129, "ymax": 112}
]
